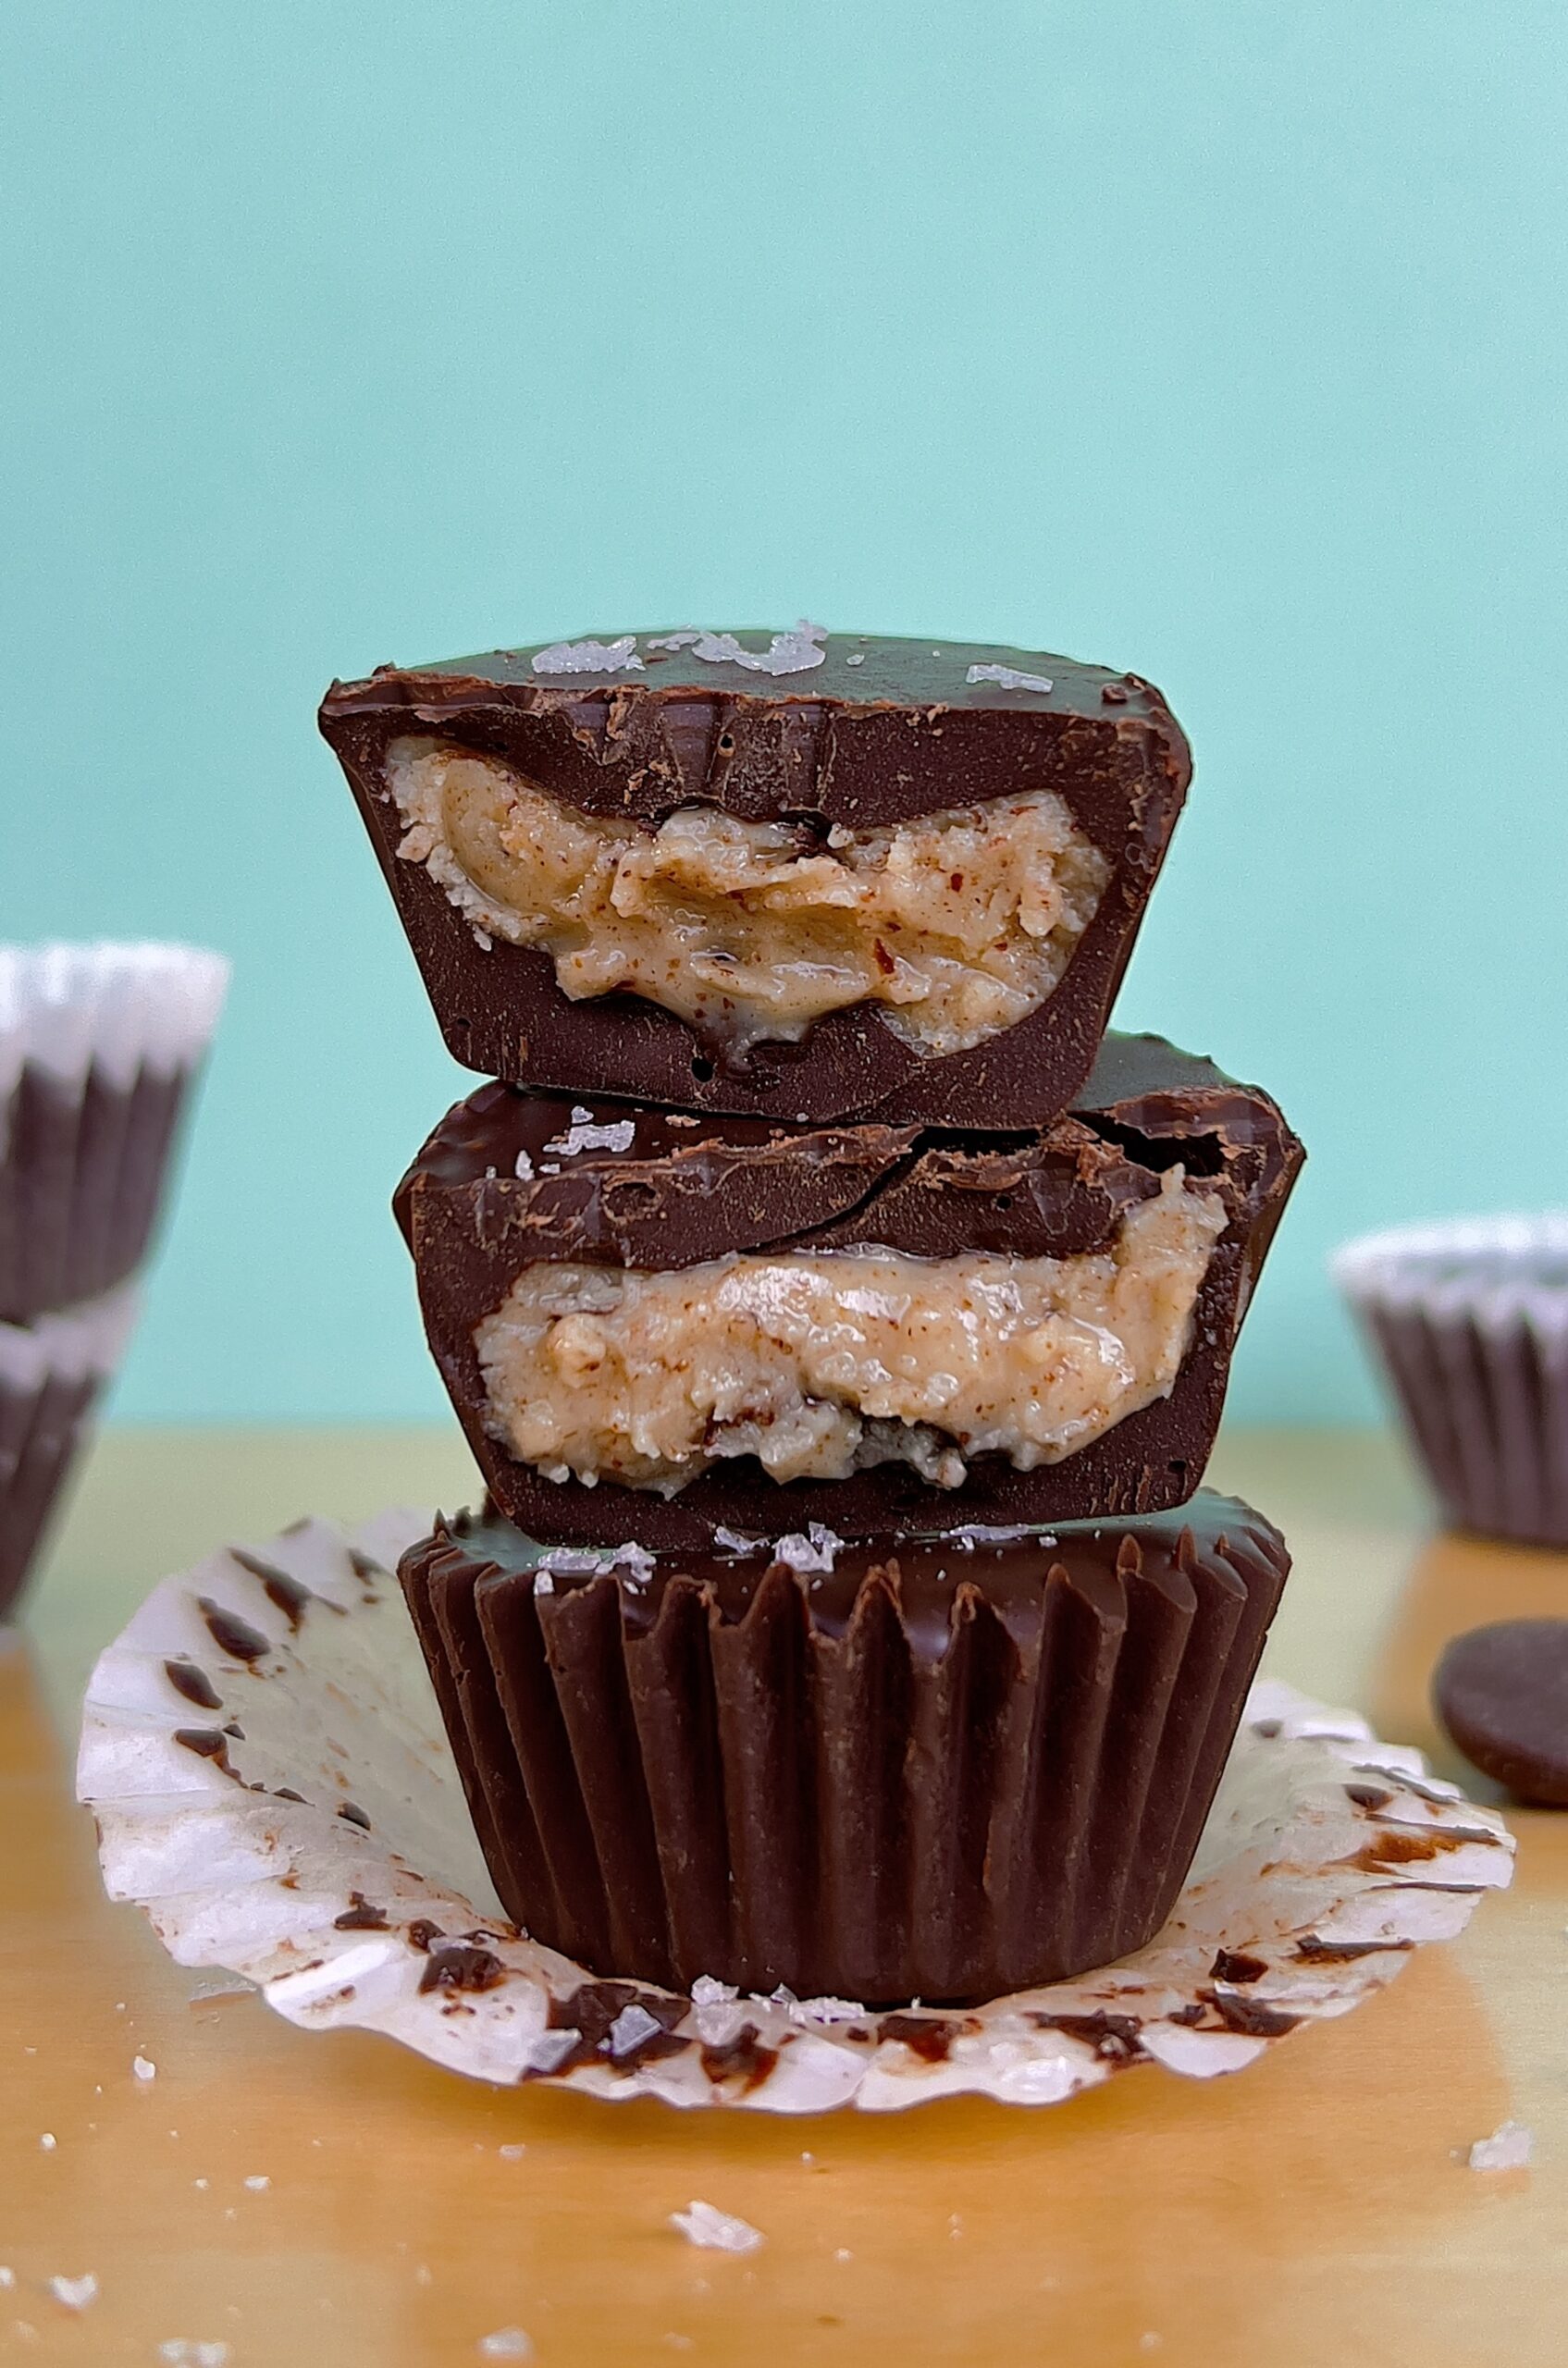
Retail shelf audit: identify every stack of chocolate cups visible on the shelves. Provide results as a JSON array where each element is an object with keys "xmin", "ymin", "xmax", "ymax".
[
  {"xmin": 322, "ymin": 627, "xmax": 1303, "ymax": 2006},
  {"xmin": 1, "ymin": 944, "xmax": 228, "ymax": 1617}
]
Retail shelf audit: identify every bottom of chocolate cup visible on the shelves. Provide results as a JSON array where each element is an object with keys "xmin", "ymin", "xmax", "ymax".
[
  {"xmin": 400, "ymin": 1493, "xmax": 1290, "ymax": 2004},
  {"xmin": 0, "ymin": 1289, "xmax": 138, "ymax": 1618}
]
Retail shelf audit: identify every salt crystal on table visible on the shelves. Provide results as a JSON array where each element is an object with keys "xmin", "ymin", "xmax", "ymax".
[
  {"xmin": 132, "ymin": 2054, "xmax": 156, "ymax": 2081},
  {"xmin": 477, "ymin": 2331, "xmax": 533, "ymax": 2361},
  {"xmin": 1467, "ymin": 2119, "xmax": 1533, "ymax": 2170},
  {"xmin": 499, "ymin": 2143, "xmax": 525, "ymax": 2161},
  {"xmin": 0, "ymin": 2269, "xmax": 14, "ymax": 2288},
  {"xmin": 48, "ymin": 2275, "xmax": 98, "ymax": 2311},
  {"xmin": 158, "ymin": 2345, "xmax": 229, "ymax": 2367},
  {"xmin": 243, "ymin": 2175, "xmax": 270, "ymax": 2191},
  {"xmin": 669, "ymin": 2201, "xmax": 765, "ymax": 2255},
  {"xmin": 39, "ymin": 2134, "xmax": 56, "ymax": 2151}
]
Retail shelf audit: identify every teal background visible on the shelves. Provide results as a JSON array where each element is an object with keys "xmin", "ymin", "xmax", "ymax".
[{"xmin": 4, "ymin": 3, "xmax": 1565, "ymax": 1425}]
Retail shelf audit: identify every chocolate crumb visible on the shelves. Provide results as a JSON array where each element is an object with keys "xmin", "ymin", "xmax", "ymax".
[
  {"xmin": 337, "ymin": 1802, "xmax": 372, "ymax": 1831},
  {"xmin": 333, "ymin": 1893, "xmax": 389, "ymax": 1931},
  {"xmin": 407, "ymin": 1919, "xmax": 444, "ymax": 1954},
  {"xmin": 229, "ymin": 1551, "xmax": 315, "ymax": 1629},
  {"xmin": 173, "ymin": 1727, "xmax": 237, "ymax": 1775},
  {"xmin": 1294, "ymin": 1933, "xmax": 1413, "ymax": 1963},
  {"xmin": 1204, "ymin": 1989, "xmax": 1300, "ymax": 2038},
  {"xmin": 418, "ymin": 1943, "xmax": 506, "ymax": 1995},
  {"xmin": 699, "ymin": 2026, "xmax": 779, "ymax": 2091},
  {"xmin": 198, "ymin": 1598, "xmax": 270, "ymax": 1663},
  {"xmin": 164, "ymin": 1660, "xmax": 222, "ymax": 1710},
  {"xmin": 1210, "ymin": 1948, "xmax": 1267, "ymax": 1984},
  {"xmin": 877, "ymin": 2013, "xmax": 966, "ymax": 2062},
  {"xmin": 1344, "ymin": 1782, "xmax": 1395, "ymax": 1810}
]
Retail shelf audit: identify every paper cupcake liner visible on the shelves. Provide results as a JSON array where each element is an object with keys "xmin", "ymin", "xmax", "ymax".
[
  {"xmin": 0, "ymin": 1286, "xmax": 139, "ymax": 1618},
  {"xmin": 1334, "ymin": 1215, "xmax": 1568, "ymax": 1547},
  {"xmin": 0, "ymin": 943, "xmax": 229, "ymax": 1324},
  {"xmin": 77, "ymin": 1508, "xmax": 1513, "ymax": 2113},
  {"xmin": 401, "ymin": 1501, "xmax": 1290, "ymax": 2003}
]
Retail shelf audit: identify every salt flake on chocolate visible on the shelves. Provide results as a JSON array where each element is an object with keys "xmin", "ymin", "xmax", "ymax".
[
  {"xmin": 662, "ymin": 621, "xmax": 828, "ymax": 676},
  {"xmin": 966, "ymin": 663, "xmax": 1054, "ymax": 695},
  {"xmin": 542, "ymin": 1114, "xmax": 637, "ymax": 1159},
  {"xmin": 531, "ymin": 636, "xmax": 645, "ymax": 676},
  {"xmin": 772, "ymin": 1524, "xmax": 845, "ymax": 1574}
]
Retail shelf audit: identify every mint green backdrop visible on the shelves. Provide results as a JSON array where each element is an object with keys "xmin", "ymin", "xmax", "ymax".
[{"xmin": 4, "ymin": 4, "xmax": 1565, "ymax": 1424}]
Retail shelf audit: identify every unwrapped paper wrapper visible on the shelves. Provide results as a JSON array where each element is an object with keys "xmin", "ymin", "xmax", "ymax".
[{"xmin": 79, "ymin": 1510, "xmax": 1514, "ymax": 2115}]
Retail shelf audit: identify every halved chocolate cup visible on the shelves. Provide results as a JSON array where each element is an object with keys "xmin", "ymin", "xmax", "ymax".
[
  {"xmin": 396, "ymin": 1033, "xmax": 1303, "ymax": 1549},
  {"xmin": 321, "ymin": 633, "xmax": 1189, "ymax": 1128}
]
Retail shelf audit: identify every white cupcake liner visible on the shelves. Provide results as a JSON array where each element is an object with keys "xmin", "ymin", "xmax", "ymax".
[
  {"xmin": 1335, "ymin": 1215, "xmax": 1568, "ymax": 1545},
  {"xmin": 0, "ymin": 942, "xmax": 230, "ymax": 1099},
  {"xmin": 0, "ymin": 942, "xmax": 229, "ymax": 1324},
  {"xmin": 1, "ymin": 1285, "xmax": 139, "ymax": 1617},
  {"xmin": 77, "ymin": 1508, "xmax": 1513, "ymax": 2114}
]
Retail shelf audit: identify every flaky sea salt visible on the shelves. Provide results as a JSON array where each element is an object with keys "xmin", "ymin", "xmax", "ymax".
[
  {"xmin": 691, "ymin": 1975, "xmax": 739, "ymax": 2007},
  {"xmin": 48, "ymin": 2276, "xmax": 98, "ymax": 2312},
  {"xmin": 243, "ymin": 2175, "xmax": 270, "ymax": 2191},
  {"xmin": 132, "ymin": 2054, "xmax": 156, "ymax": 2081},
  {"xmin": 650, "ymin": 621, "xmax": 828, "ymax": 677},
  {"xmin": 499, "ymin": 2143, "xmax": 526, "ymax": 2161},
  {"xmin": 477, "ymin": 2330, "xmax": 533, "ymax": 2361},
  {"xmin": 531, "ymin": 636, "xmax": 644, "ymax": 676},
  {"xmin": 606, "ymin": 2003, "xmax": 665, "ymax": 2058},
  {"xmin": 965, "ymin": 662, "xmax": 1053, "ymax": 694},
  {"xmin": 542, "ymin": 1110, "xmax": 637, "ymax": 1159},
  {"xmin": 512, "ymin": 1150, "xmax": 535, "ymax": 1181},
  {"xmin": 39, "ymin": 2134, "xmax": 56, "ymax": 2151},
  {"xmin": 158, "ymin": 2345, "xmax": 229, "ymax": 2368},
  {"xmin": 773, "ymin": 1525, "xmax": 844, "ymax": 1574},
  {"xmin": 845, "ymin": 652, "xmax": 865, "ymax": 666},
  {"xmin": 669, "ymin": 2201, "xmax": 765, "ymax": 2255},
  {"xmin": 712, "ymin": 1529, "xmax": 762, "ymax": 1557},
  {"xmin": 0, "ymin": 2269, "xmax": 13, "ymax": 2289},
  {"xmin": 1467, "ymin": 2119, "xmax": 1533, "ymax": 2170}
]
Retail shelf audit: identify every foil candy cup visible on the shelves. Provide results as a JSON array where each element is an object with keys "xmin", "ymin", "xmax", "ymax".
[
  {"xmin": 1335, "ymin": 1214, "xmax": 1568, "ymax": 1548},
  {"xmin": 76, "ymin": 1508, "xmax": 1514, "ymax": 2114},
  {"xmin": 0, "ymin": 1285, "xmax": 139, "ymax": 1617},
  {"xmin": 0, "ymin": 942, "xmax": 229, "ymax": 1324}
]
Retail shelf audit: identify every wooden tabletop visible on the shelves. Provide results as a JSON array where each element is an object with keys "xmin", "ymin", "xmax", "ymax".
[{"xmin": 3, "ymin": 1426, "xmax": 1565, "ymax": 2365}]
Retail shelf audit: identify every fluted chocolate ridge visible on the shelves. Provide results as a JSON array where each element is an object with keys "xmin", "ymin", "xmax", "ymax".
[{"xmin": 401, "ymin": 1492, "xmax": 1290, "ymax": 2004}]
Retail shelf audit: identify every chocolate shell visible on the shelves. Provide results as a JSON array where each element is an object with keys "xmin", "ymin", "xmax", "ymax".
[
  {"xmin": 395, "ymin": 1033, "xmax": 1303, "ymax": 1548},
  {"xmin": 320, "ymin": 633, "xmax": 1189, "ymax": 1128},
  {"xmin": 400, "ymin": 1490, "xmax": 1290, "ymax": 2003}
]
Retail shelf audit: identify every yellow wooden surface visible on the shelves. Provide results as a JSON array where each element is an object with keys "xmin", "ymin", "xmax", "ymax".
[{"xmin": 3, "ymin": 1425, "xmax": 1565, "ymax": 2365}]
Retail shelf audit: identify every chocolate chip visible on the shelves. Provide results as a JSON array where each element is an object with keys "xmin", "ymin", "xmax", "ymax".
[
  {"xmin": 198, "ymin": 1597, "xmax": 270, "ymax": 1662},
  {"xmin": 164, "ymin": 1659, "xmax": 222, "ymax": 1710}
]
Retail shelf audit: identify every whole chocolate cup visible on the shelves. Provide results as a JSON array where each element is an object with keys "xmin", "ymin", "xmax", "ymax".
[
  {"xmin": 320, "ymin": 633, "xmax": 1189, "ymax": 1128},
  {"xmin": 400, "ymin": 1490, "xmax": 1290, "ymax": 2004},
  {"xmin": 0, "ymin": 1289, "xmax": 137, "ymax": 1619},
  {"xmin": 396, "ymin": 1033, "xmax": 1303, "ymax": 1548}
]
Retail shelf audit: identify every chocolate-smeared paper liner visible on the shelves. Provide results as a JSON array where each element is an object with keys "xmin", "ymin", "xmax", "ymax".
[
  {"xmin": 1334, "ymin": 1215, "xmax": 1568, "ymax": 1548},
  {"xmin": 79, "ymin": 1510, "xmax": 1513, "ymax": 2113},
  {"xmin": 0, "ymin": 943, "xmax": 229, "ymax": 1324},
  {"xmin": 1, "ymin": 1286, "xmax": 139, "ymax": 1620}
]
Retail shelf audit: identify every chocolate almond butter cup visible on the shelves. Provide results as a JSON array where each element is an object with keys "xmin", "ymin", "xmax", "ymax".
[{"xmin": 400, "ymin": 1491, "xmax": 1290, "ymax": 2005}]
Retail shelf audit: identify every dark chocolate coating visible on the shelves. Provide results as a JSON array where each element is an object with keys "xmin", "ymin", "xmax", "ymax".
[
  {"xmin": 320, "ymin": 634, "xmax": 1190, "ymax": 1127},
  {"xmin": 401, "ymin": 1489, "xmax": 1290, "ymax": 2001},
  {"xmin": 1433, "ymin": 1620, "xmax": 1568, "ymax": 1807},
  {"xmin": 395, "ymin": 1033, "xmax": 1303, "ymax": 1548},
  {"xmin": 0, "ymin": 1061, "xmax": 193, "ymax": 1326}
]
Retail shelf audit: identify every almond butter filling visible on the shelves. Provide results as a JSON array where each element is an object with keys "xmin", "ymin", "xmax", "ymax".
[
  {"xmin": 387, "ymin": 734, "xmax": 1110, "ymax": 1058},
  {"xmin": 474, "ymin": 1172, "xmax": 1227, "ymax": 1496}
]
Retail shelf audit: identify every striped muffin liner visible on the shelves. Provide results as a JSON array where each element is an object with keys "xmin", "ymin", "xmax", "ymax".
[{"xmin": 0, "ymin": 1286, "xmax": 139, "ymax": 1618}]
